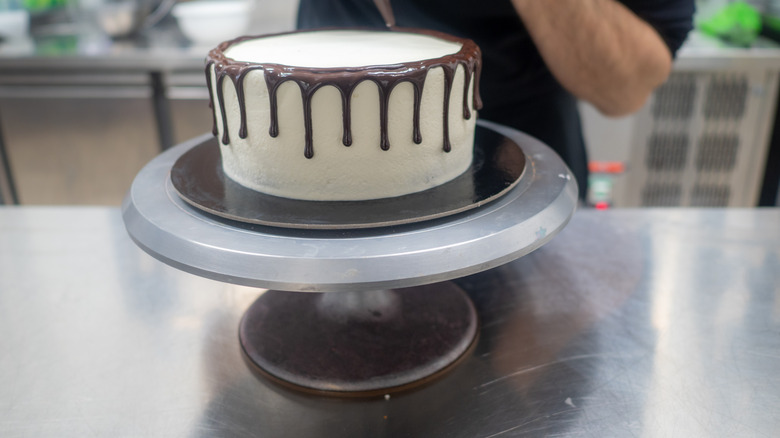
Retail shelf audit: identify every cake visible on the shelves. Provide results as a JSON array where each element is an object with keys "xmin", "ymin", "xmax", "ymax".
[{"xmin": 205, "ymin": 28, "xmax": 482, "ymax": 201}]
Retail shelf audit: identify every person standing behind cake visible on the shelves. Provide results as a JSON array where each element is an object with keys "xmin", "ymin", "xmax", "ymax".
[{"xmin": 297, "ymin": 0, "xmax": 695, "ymax": 200}]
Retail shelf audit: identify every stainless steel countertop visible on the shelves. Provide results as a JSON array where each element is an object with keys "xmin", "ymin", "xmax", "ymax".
[
  {"xmin": 0, "ymin": 26, "xmax": 208, "ymax": 72},
  {"xmin": 0, "ymin": 4, "xmax": 298, "ymax": 74},
  {"xmin": 1, "ymin": 207, "xmax": 779, "ymax": 437}
]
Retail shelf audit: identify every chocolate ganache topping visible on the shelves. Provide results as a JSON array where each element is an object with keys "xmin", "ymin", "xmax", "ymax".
[{"xmin": 205, "ymin": 28, "xmax": 482, "ymax": 159}]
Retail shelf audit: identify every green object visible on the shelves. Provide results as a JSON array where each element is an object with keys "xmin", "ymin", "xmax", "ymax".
[
  {"xmin": 22, "ymin": 0, "xmax": 68, "ymax": 12},
  {"xmin": 764, "ymin": 13, "xmax": 780, "ymax": 33},
  {"xmin": 697, "ymin": 1, "xmax": 762, "ymax": 46}
]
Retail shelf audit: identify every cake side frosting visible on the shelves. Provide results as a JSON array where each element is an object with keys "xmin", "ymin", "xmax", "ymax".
[{"xmin": 205, "ymin": 28, "xmax": 483, "ymax": 201}]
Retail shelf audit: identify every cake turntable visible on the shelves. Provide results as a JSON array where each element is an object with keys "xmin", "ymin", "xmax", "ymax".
[{"xmin": 122, "ymin": 120, "xmax": 578, "ymax": 396}]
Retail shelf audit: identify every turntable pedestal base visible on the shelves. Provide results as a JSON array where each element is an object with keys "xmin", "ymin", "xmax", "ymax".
[
  {"xmin": 123, "ymin": 121, "xmax": 578, "ymax": 397},
  {"xmin": 239, "ymin": 282, "xmax": 478, "ymax": 396}
]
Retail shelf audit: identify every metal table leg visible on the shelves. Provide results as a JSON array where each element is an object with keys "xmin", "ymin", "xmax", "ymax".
[
  {"xmin": 0, "ymin": 109, "xmax": 19, "ymax": 205},
  {"xmin": 150, "ymin": 71, "xmax": 175, "ymax": 151}
]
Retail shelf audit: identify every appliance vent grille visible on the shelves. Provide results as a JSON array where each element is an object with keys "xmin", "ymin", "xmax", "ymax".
[
  {"xmin": 703, "ymin": 77, "xmax": 748, "ymax": 120},
  {"xmin": 691, "ymin": 184, "xmax": 731, "ymax": 207},
  {"xmin": 696, "ymin": 134, "xmax": 739, "ymax": 172},
  {"xmin": 608, "ymin": 68, "xmax": 776, "ymax": 208},
  {"xmin": 646, "ymin": 133, "xmax": 689, "ymax": 171},
  {"xmin": 642, "ymin": 183, "xmax": 682, "ymax": 206},
  {"xmin": 652, "ymin": 74, "xmax": 696, "ymax": 120}
]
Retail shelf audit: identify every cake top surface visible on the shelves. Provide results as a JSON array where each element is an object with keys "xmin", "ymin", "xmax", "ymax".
[{"xmin": 223, "ymin": 29, "xmax": 463, "ymax": 68}]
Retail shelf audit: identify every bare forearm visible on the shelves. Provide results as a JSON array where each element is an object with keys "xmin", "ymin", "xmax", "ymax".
[{"xmin": 511, "ymin": 0, "xmax": 672, "ymax": 116}]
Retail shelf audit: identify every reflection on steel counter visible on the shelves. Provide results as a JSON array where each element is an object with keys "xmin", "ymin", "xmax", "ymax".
[{"xmin": 0, "ymin": 208, "xmax": 778, "ymax": 436}]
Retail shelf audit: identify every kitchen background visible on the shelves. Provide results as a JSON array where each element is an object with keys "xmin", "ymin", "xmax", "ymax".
[{"xmin": 0, "ymin": 0, "xmax": 778, "ymax": 207}]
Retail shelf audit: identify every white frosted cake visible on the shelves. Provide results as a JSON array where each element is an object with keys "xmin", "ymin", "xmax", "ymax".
[{"xmin": 206, "ymin": 28, "xmax": 482, "ymax": 201}]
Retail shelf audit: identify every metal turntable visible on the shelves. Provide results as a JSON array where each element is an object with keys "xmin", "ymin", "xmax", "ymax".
[{"xmin": 122, "ymin": 120, "xmax": 578, "ymax": 396}]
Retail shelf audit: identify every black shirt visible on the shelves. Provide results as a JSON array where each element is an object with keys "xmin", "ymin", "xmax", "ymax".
[{"xmin": 297, "ymin": 0, "xmax": 695, "ymax": 197}]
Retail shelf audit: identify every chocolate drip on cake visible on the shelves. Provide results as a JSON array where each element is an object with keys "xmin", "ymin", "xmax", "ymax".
[
  {"xmin": 340, "ymin": 86, "xmax": 355, "ymax": 147},
  {"xmin": 206, "ymin": 28, "xmax": 482, "ymax": 159},
  {"xmin": 204, "ymin": 63, "xmax": 218, "ymax": 137}
]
